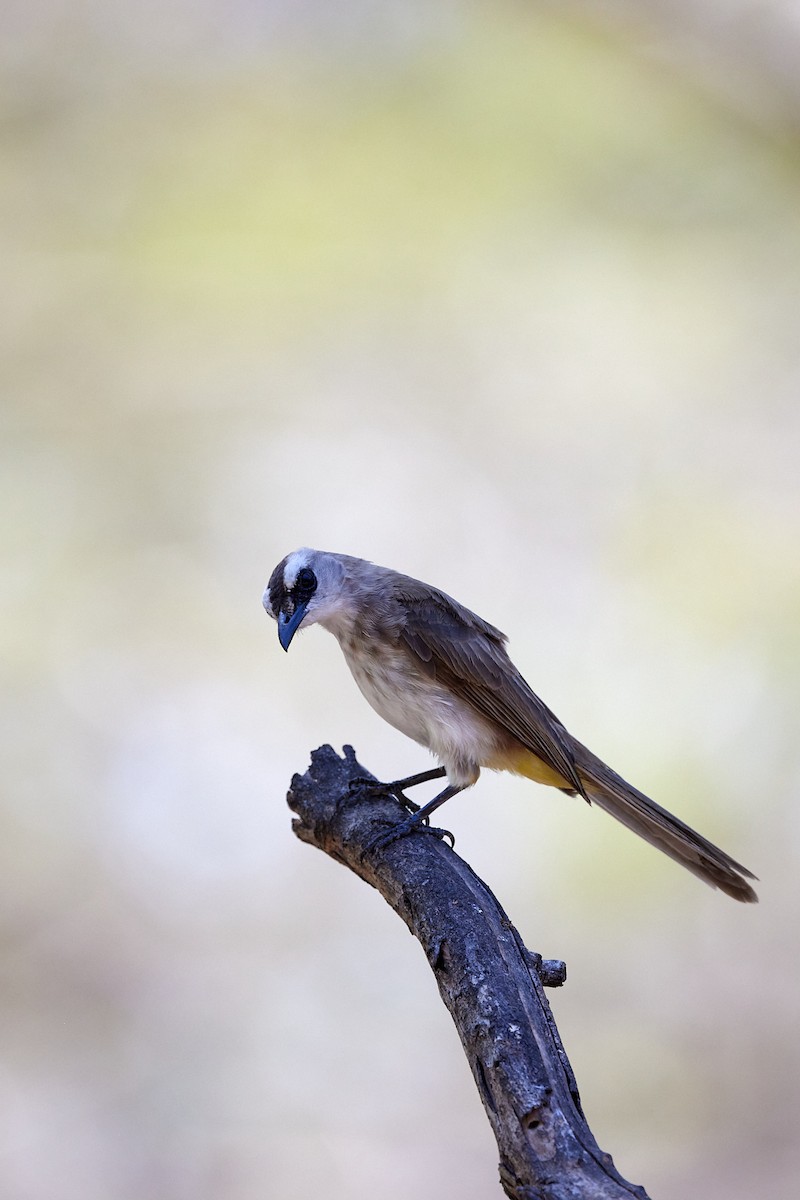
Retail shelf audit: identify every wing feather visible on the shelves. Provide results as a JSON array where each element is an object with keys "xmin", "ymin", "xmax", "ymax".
[{"xmin": 396, "ymin": 586, "xmax": 585, "ymax": 796}]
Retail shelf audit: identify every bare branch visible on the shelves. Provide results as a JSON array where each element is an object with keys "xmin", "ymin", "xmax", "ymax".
[{"xmin": 287, "ymin": 745, "xmax": 651, "ymax": 1200}]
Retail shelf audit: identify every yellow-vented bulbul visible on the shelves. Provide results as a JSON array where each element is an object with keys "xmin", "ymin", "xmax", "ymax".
[{"xmin": 264, "ymin": 549, "xmax": 757, "ymax": 903}]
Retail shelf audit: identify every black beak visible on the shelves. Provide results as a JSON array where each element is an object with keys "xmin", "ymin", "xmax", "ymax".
[{"xmin": 277, "ymin": 600, "xmax": 308, "ymax": 652}]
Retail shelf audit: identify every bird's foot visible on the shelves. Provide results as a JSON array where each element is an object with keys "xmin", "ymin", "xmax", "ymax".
[
  {"xmin": 363, "ymin": 816, "xmax": 455, "ymax": 854},
  {"xmin": 347, "ymin": 776, "xmax": 421, "ymax": 814}
]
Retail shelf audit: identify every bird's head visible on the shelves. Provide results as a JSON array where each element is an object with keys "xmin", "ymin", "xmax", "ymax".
[{"xmin": 263, "ymin": 548, "xmax": 348, "ymax": 650}]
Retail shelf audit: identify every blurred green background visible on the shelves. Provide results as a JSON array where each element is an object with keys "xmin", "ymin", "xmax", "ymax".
[{"xmin": 2, "ymin": 1, "xmax": 799, "ymax": 1197}]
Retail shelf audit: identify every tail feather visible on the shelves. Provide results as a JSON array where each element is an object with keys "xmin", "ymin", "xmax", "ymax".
[{"xmin": 573, "ymin": 743, "xmax": 758, "ymax": 903}]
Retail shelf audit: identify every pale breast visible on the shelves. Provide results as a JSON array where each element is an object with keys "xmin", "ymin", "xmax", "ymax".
[{"xmin": 337, "ymin": 632, "xmax": 498, "ymax": 788}]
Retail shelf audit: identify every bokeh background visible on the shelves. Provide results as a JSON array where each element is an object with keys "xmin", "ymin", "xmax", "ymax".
[{"xmin": 3, "ymin": 1, "xmax": 799, "ymax": 1197}]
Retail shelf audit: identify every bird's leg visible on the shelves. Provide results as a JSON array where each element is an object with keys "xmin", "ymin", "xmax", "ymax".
[
  {"xmin": 364, "ymin": 782, "xmax": 465, "ymax": 852},
  {"xmin": 383, "ymin": 766, "xmax": 448, "ymax": 792},
  {"xmin": 348, "ymin": 766, "xmax": 446, "ymax": 814},
  {"xmin": 407, "ymin": 782, "xmax": 463, "ymax": 826}
]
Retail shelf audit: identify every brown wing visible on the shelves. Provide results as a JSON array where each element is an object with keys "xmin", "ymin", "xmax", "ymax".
[{"xmin": 395, "ymin": 584, "xmax": 586, "ymax": 797}]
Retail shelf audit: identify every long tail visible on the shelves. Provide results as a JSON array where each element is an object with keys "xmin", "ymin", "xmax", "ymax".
[{"xmin": 572, "ymin": 742, "xmax": 758, "ymax": 903}]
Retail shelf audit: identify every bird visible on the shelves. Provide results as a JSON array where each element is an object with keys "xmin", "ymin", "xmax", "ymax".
[{"xmin": 263, "ymin": 548, "xmax": 758, "ymax": 903}]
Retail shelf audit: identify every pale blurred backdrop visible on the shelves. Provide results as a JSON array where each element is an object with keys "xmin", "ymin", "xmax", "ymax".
[{"xmin": 2, "ymin": 1, "xmax": 799, "ymax": 1197}]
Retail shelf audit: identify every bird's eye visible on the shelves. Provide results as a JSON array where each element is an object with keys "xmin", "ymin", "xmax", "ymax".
[{"xmin": 295, "ymin": 567, "xmax": 317, "ymax": 597}]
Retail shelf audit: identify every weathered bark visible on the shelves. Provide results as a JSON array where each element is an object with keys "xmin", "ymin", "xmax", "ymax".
[{"xmin": 288, "ymin": 744, "xmax": 650, "ymax": 1200}]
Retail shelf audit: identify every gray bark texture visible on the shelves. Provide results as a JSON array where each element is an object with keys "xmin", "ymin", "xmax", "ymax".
[{"xmin": 288, "ymin": 744, "xmax": 651, "ymax": 1200}]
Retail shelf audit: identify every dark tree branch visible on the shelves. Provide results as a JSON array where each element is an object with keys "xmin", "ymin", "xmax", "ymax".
[{"xmin": 288, "ymin": 745, "xmax": 650, "ymax": 1200}]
